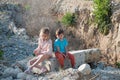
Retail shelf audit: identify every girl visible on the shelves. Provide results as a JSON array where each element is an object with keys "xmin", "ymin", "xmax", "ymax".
[{"xmin": 25, "ymin": 27, "xmax": 53, "ymax": 74}]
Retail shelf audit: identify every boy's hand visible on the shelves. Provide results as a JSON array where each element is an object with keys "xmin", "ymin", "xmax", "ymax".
[
  {"xmin": 62, "ymin": 53, "xmax": 68, "ymax": 58},
  {"xmin": 65, "ymin": 53, "xmax": 69, "ymax": 58}
]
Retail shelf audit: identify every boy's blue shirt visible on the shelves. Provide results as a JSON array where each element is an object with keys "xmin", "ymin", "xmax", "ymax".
[{"xmin": 54, "ymin": 38, "xmax": 68, "ymax": 53}]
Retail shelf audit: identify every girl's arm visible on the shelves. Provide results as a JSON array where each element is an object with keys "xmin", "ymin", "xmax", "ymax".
[
  {"xmin": 33, "ymin": 48, "xmax": 40, "ymax": 56},
  {"xmin": 46, "ymin": 40, "xmax": 53, "ymax": 55},
  {"xmin": 33, "ymin": 38, "xmax": 41, "ymax": 56},
  {"xmin": 41, "ymin": 40, "xmax": 53, "ymax": 56}
]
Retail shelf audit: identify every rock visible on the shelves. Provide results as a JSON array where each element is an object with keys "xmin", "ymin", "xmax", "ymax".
[
  {"xmin": 17, "ymin": 72, "xmax": 27, "ymax": 80},
  {"xmin": 3, "ymin": 67, "xmax": 18, "ymax": 78},
  {"xmin": 1, "ymin": 76, "xmax": 13, "ymax": 80},
  {"xmin": 0, "ymin": 64, "xmax": 7, "ymax": 74},
  {"xmin": 46, "ymin": 68, "xmax": 81, "ymax": 80},
  {"xmin": 39, "ymin": 77, "xmax": 48, "ymax": 80},
  {"xmin": 101, "ymin": 76, "xmax": 109, "ymax": 80},
  {"xmin": 96, "ymin": 62, "xmax": 105, "ymax": 69},
  {"xmin": 26, "ymin": 75, "xmax": 35, "ymax": 80},
  {"xmin": 21, "ymin": 48, "xmax": 101, "ymax": 74},
  {"xmin": 70, "ymin": 48, "xmax": 101, "ymax": 68},
  {"xmin": 78, "ymin": 63, "xmax": 91, "ymax": 75},
  {"xmin": 15, "ymin": 56, "xmax": 33, "ymax": 71},
  {"xmin": 53, "ymin": 0, "xmax": 93, "ymax": 14},
  {"xmin": 15, "ymin": 67, "xmax": 23, "ymax": 72}
]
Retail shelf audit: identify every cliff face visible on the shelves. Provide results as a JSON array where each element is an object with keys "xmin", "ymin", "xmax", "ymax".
[{"xmin": 52, "ymin": 0, "xmax": 120, "ymax": 65}]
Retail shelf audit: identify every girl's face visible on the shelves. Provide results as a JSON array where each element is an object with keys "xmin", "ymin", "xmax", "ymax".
[
  {"xmin": 40, "ymin": 33, "xmax": 49, "ymax": 41},
  {"xmin": 57, "ymin": 33, "xmax": 64, "ymax": 40}
]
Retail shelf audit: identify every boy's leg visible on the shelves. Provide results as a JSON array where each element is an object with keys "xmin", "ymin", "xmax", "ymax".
[
  {"xmin": 55, "ymin": 52, "xmax": 64, "ymax": 68},
  {"xmin": 67, "ymin": 53, "xmax": 75, "ymax": 68}
]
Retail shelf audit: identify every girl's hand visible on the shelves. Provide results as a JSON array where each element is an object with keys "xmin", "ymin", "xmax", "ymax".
[{"xmin": 33, "ymin": 49, "xmax": 40, "ymax": 56}]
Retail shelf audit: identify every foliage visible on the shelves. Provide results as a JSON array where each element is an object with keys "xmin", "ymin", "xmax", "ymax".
[
  {"xmin": 61, "ymin": 12, "xmax": 77, "ymax": 27},
  {"xmin": 116, "ymin": 62, "xmax": 120, "ymax": 68},
  {"xmin": 93, "ymin": 0, "xmax": 112, "ymax": 35},
  {"xmin": 0, "ymin": 50, "xmax": 4, "ymax": 60},
  {"xmin": 24, "ymin": 4, "xmax": 31, "ymax": 10}
]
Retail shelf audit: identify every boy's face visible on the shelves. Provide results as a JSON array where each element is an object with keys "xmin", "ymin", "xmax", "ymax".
[{"xmin": 57, "ymin": 33, "xmax": 64, "ymax": 40}]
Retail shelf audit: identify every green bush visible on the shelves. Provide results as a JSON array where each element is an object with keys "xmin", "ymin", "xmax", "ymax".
[
  {"xmin": 61, "ymin": 12, "xmax": 77, "ymax": 27},
  {"xmin": 116, "ymin": 62, "xmax": 120, "ymax": 68},
  {"xmin": 93, "ymin": 0, "xmax": 112, "ymax": 35},
  {"xmin": 24, "ymin": 4, "xmax": 31, "ymax": 10},
  {"xmin": 0, "ymin": 50, "xmax": 4, "ymax": 60}
]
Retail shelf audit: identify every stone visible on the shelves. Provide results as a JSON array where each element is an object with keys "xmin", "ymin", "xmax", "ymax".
[
  {"xmin": 15, "ymin": 56, "xmax": 33, "ymax": 71},
  {"xmin": 101, "ymin": 76, "xmax": 109, "ymax": 80},
  {"xmin": 46, "ymin": 68, "xmax": 81, "ymax": 80},
  {"xmin": 26, "ymin": 75, "xmax": 35, "ymax": 80},
  {"xmin": 17, "ymin": 72, "xmax": 27, "ymax": 80},
  {"xmin": 24, "ymin": 48, "xmax": 101, "ymax": 74},
  {"xmin": 78, "ymin": 63, "xmax": 91, "ymax": 75},
  {"xmin": 53, "ymin": 0, "xmax": 93, "ymax": 14},
  {"xmin": 70, "ymin": 48, "xmax": 101, "ymax": 68},
  {"xmin": 1, "ymin": 76, "xmax": 13, "ymax": 80},
  {"xmin": 3, "ymin": 67, "xmax": 20, "ymax": 78},
  {"xmin": 96, "ymin": 62, "xmax": 105, "ymax": 69}
]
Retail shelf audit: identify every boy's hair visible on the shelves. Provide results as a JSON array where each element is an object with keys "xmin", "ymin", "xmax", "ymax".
[
  {"xmin": 56, "ymin": 28, "xmax": 64, "ymax": 35},
  {"xmin": 40, "ymin": 27, "xmax": 50, "ymax": 35}
]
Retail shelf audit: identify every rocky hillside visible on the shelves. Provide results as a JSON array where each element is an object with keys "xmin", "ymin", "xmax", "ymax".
[
  {"xmin": 0, "ymin": 0, "xmax": 120, "ymax": 80},
  {"xmin": 0, "ymin": 0, "xmax": 120, "ymax": 67},
  {"xmin": 0, "ymin": 3, "xmax": 37, "ymax": 61}
]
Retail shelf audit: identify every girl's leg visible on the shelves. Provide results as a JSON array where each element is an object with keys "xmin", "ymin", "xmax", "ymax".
[
  {"xmin": 67, "ymin": 53, "xmax": 75, "ymax": 68},
  {"xmin": 25, "ymin": 56, "xmax": 39, "ymax": 73},
  {"xmin": 25, "ymin": 54, "xmax": 50, "ymax": 74},
  {"xmin": 55, "ymin": 52, "xmax": 65, "ymax": 68},
  {"xmin": 30, "ymin": 54, "xmax": 50, "ymax": 70},
  {"xmin": 29, "ymin": 59, "xmax": 37, "ymax": 65},
  {"xmin": 25, "ymin": 55, "xmax": 43, "ymax": 73},
  {"xmin": 28, "ymin": 56, "xmax": 39, "ymax": 66}
]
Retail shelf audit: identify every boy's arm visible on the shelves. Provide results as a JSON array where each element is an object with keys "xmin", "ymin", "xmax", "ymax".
[
  {"xmin": 65, "ymin": 46, "xmax": 69, "ymax": 57},
  {"xmin": 65, "ymin": 38, "xmax": 69, "ymax": 57},
  {"xmin": 56, "ymin": 46, "xmax": 60, "ymax": 52},
  {"xmin": 57, "ymin": 46, "xmax": 66, "ymax": 57},
  {"xmin": 65, "ymin": 46, "xmax": 68, "ymax": 53}
]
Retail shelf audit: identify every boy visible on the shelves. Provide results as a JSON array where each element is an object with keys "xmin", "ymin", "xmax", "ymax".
[{"xmin": 54, "ymin": 28, "xmax": 75, "ymax": 68}]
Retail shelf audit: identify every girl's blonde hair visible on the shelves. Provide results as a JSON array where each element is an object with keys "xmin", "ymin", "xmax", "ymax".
[{"xmin": 39, "ymin": 27, "xmax": 50, "ymax": 36}]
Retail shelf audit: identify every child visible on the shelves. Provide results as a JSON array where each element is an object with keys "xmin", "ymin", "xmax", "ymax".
[
  {"xmin": 25, "ymin": 27, "xmax": 53, "ymax": 74},
  {"xmin": 54, "ymin": 28, "xmax": 75, "ymax": 68}
]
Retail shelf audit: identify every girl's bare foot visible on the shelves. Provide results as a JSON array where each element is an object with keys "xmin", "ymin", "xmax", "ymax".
[{"xmin": 24, "ymin": 68, "xmax": 32, "ymax": 74}]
